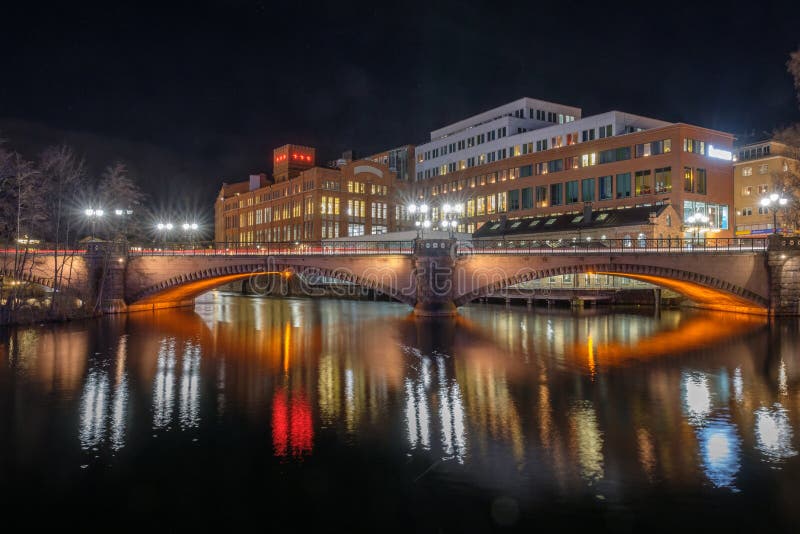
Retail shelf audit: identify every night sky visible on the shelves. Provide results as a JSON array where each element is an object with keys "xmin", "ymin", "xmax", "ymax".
[{"xmin": 2, "ymin": 1, "xmax": 800, "ymax": 215}]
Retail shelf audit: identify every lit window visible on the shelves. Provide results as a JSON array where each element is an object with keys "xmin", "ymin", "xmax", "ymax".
[{"xmin": 545, "ymin": 218, "xmax": 557, "ymax": 226}]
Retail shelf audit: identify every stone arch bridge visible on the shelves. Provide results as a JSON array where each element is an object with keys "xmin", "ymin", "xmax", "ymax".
[{"xmin": 2, "ymin": 237, "xmax": 800, "ymax": 316}]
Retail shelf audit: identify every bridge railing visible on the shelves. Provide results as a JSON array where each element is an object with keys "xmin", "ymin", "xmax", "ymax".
[
  {"xmin": 461, "ymin": 237, "xmax": 769, "ymax": 255},
  {"xmin": 126, "ymin": 241, "xmax": 416, "ymax": 256}
]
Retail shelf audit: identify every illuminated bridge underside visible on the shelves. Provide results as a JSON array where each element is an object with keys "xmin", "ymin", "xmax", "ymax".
[
  {"xmin": 454, "ymin": 256, "xmax": 771, "ymax": 314},
  {"xmin": 127, "ymin": 256, "xmax": 417, "ymax": 309},
  {"xmin": 597, "ymin": 272, "xmax": 766, "ymax": 314}
]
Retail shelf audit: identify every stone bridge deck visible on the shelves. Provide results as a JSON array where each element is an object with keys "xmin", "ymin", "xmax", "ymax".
[{"xmin": 2, "ymin": 236, "xmax": 800, "ymax": 315}]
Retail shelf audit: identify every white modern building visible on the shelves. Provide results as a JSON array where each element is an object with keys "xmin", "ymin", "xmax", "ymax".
[{"xmin": 414, "ymin": 97, "xmax": 671, "ymax": 181}]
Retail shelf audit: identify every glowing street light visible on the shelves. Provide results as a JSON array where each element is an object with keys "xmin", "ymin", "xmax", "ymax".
[
  {"xmin": 760, "ymin": 192, "xmax": 790, "ymax": 235},
  {"xmin": 156, "ymin": 222, "xmax": 173, "ymax": 244},
  {"xmin": 407, "ymin": 202, "xmax": 431, "ymax": 237},
  {"xmin": 84, "ymin": 208, "xmax": 104, "ymax": 240}
]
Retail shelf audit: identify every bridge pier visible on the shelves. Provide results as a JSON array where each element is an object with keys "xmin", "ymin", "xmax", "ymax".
[
  {"xmin": 412, "ymin": 238, "xmax": 457, "ymax": 317},
  {"xmin": 768, "ymin": 236, "xmax": 800, "ymax": 316},
  {"xmin": 86, "ymin": 241, "xmax": 129, "ymax": 314}
]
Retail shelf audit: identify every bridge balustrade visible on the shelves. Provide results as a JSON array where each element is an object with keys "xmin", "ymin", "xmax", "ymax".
[
  {"xmin": 125, "ymin": 241, "xmax": 416, "ymax": 257},
  {"xmin": 462, "ymin": 237, "xmax": 769, "ymax": 255}
]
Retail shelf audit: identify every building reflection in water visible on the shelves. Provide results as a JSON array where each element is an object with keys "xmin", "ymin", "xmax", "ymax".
[
  {"xmin": 272, "ymin": 387, "xmax": 313, "ymax": 459},
  {"xmin": 10, "ymin": 293, "xmax": 800, "ymax": 509},
  {"xmin": 568, "ymin": 400, "xmax": 604, "ymax": 484}
]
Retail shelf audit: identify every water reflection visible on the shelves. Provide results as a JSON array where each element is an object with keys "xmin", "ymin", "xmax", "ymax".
[
  {"xmin": 755, "ymin": 404, "xmax": 797, "ymax": 464},
  {"xmin": 1, "ymin": 295, "xmax": 800, "ymax": 527}
]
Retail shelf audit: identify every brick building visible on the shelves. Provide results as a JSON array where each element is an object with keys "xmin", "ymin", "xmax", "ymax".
[
  {"xmin": 214, "ymin": 144, "xmax": 415, "ymax": 244},
  {"xmin": 413, "ymin": 99, "xmax": 735, "ymax": 238},
  {"xmin": 733, "ymin": 139, "xmax": 799, "ymax": 236}
]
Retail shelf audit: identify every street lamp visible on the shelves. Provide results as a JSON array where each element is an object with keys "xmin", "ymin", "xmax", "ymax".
[
  {"xmin": 182, "ymin": 222, "xmax": 199, "ymax": 245},
  {"xmin": 114, "ymin": 208, "xmax": 134, "ymax": 239},
  {"xmin": 84, "ymin": 208, "xmax": 104, "ymax": 240},
  {"xmin": 685, "ymin": 213, "xmax": 710, "ymax": 242},
  {"xmin": 439, "ymin": 203, "xmax": 463, "ymax": 238},
  {"xmin": 407, "ymin": 202, "xmax": 431, "ymax": 238},
  {"xmin": 156, "ymin": 222, "xmax": 173, "ymax": 244},
  {"xmin": 760, "ymin": 193, "xmax": 789, "ymax": 235}
]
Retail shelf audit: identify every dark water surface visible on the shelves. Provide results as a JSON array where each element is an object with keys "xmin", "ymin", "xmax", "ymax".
[{"xmin": 1, "ymin": 293, "xmax": 799, "ymax": 532}]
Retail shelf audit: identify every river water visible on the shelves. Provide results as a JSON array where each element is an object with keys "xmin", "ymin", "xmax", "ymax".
[{"xmin": 1, "ymin": 293, "xmax": 799, "ymax": 532}]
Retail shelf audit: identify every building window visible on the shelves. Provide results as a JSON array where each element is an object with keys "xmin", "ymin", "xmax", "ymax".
[
  {"xmin": 508, "ymin": 189, "xmax": 520, "ymax": 211},
  {"xmin": 520, "ymin": 165, "xmax": 533, "ymax": 178},
  {"xmin": 581, "ymin": 178, "xmax": 595, "ymax": 202},
  {"xmin": 742, "ymin": 166, "xmax": 753, "ymax": 176},
  {"xmin": 654, "ymin": 167, "xmax": 672, "ymax": 194},
  {"xmin": 348, "ymin": 223, "xmax": 364, "ymax": 237},
  {"xmin": 534, "ymin": 186, "xmax": 546, "ymax": 208},
  {"xmin": 758, "ymin": 184, "xmax": 769, "ymax": 195},
  {"xmin": 616, "ymin": 173, "xmax": 631, "ymax": 198},
  {"xmin": 523, "ymin": 187, "xmax": 535, "ymax": 209},
  {"xmin": 696, "ymin": 168, "xmax": 707, "ymax": 194},
  {"xmin": 497, "ymin": 192, "xmax": 507, "ymax": 213},
  {"xmin": 634, "ymin": 170, "xmax": 652, "ymax": 196},
  {"xmin": 759, "ymin": 163, "xmax": 769, "ymax": 174},
  {"xmin": 741, "ymin": 186, "xmax": 753, "ymax": 196},
  {"xmin": 566, "ymin": 180, "xmax": 579, "ymax": 204},
  {"xmin": 550, "ymin": 183, "xmax": 563, "ymax": 206},
  {"xmin": 683, "ymin": 167, "xmax": 693, "ymax": 192},
  {"xmin": 683, "ymin": 138, "xmax": 705, "ymax": 155},
  {"xmin": 599, "ymin": 175, "xmax": 613, "ymax": 200}
]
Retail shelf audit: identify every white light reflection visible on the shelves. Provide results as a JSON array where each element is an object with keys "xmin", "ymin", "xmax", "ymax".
[
  {"xmin": 153, "ymin": 338, "xmax": 177, "ymax": 429},
  {"xmin": 682, "ymin": 371, "xmax": 711, "ymax": 425},
  {"xmin": 699, "ymin": 420, "xmax": 741, "ymax": 491},
  {"xmin": 778, "ymin": 360, "xmax": 788, "ymax": 396},
  {"xmin": 733, "ymin": 367, "xmax": 743, "ymax": 404},
  {"xmin": 755, "ymin": 404, "xmax": 797, "ymax": 464},
  {"xmin": 109, "ymin": 334, "xmax": 130, "ymax": 451},
  {"xmin": 178, "ymin": 341, "xmax": 201, "ymax": 429},
  {"xmin": 437, "ymin": 356, "xmax": 467, "ymax": 462},
  {"xmin": 79, "ymin": 368, "xmax": 109, "ymax": 450}
]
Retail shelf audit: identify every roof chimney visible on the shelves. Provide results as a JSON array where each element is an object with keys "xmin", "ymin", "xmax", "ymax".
[{"xmin": 583, "ymin": 202, "xmax": 593, "ymax": 223}]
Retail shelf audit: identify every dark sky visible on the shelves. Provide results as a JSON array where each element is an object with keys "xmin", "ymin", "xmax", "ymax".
[{"xmin": 2, "ymin": 0, "xmax": 800, "ymax": 212}]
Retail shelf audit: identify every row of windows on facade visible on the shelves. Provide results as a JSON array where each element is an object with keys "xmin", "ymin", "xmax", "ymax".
[
  {"xmin": 739, "ymin": 206, "xmax": 778, "ymax": 216},
  {"xmin": 417, "ymin": 123, "xmax": 614, "ymax": 169},
  {"xmin": 418, "ymin": 147, "xmax": 706, "ymax": 198},
  {"xmin": 232, "ymin": 222, "xmax": 390, "ymax": 243},
  {"xmin": 443, "ymin": 168, "xmax": 707, "ymax": 219},
  {"xmin": 740, "ymin": 162, "xmax": 789, "ymax": 176},
  {"xmin": 227, "ymin": 180, "xmax": 389, "ymax": 210},
  {"xmin": 740, "ymin": 184, "xmax": 776, "ymax": 197},
  {"xmin": 416, "ymin": 136, "xmax": 674, "ymax": 180},
  {"xmin": 738, "ymin": 145, "xmax": 771, "ymax": 161},
  {"xmin": 224, "ymin": 200, "xmax": 389, "ymax": 228}
]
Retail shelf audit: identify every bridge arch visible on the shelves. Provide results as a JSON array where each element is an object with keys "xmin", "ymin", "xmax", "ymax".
[
  {"xmin": 0, "ymin": 268, "xmax": 57, "ymax": 291},
  {"xmin": 129, "ymin": 261, "xmax": 416, "ymax": 307},
  {"xmin": 454, "ymin": 261, "xmax": 769, "ymax": 314}
]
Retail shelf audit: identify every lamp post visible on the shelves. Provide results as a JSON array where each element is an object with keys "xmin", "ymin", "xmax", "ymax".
[
  {"xmin": 182, "ymin": 222, "xmax": 199, "ymax": 246},
  {"xmin": 407, "ymin": 202, "xmax": 431, "ymax": 238},
  {"xmin": 156, "ymin": 222, "xmax": 173, "ymax": 244},
  {"xmin": 760, "ymin": 193, "xmax": 789, "ymax": 235},
  {"xmin": 685, "ymin": 213, "xmax": 710, "ymax": 243},
  {"xmin": 438, "ymin": 203, "xmax": 463, "ymax": 238},
  {"xmin": 114, "ymin": 208, "xmax": 134, "ymax": 239},
  {"xmin": 84, "ymin": 208, "xmax": 104, "ymax": 240}
]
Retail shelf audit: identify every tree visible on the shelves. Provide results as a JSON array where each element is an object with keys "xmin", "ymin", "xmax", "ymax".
[
  {"xmin": 97, "ymin": 162, "xmax": 145, "ymax": 239},
  {"xmin": 772, "ymin": 49, "xmax": 800, "ymax": 233}
]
